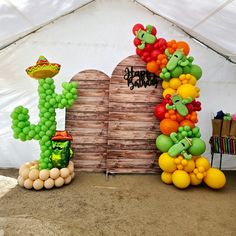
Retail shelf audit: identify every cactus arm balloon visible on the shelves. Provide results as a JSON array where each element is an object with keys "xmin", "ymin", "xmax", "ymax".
[
  {"xmin": 137, "ymin": 25, "xmax": 156, "ymax": 50},
  {"xmin": 166, "ymin": 50, "xmax": 183, "ymax": 71},
  {"xmin": 11, "ymin": 56, "xmax": 78, "ymax": 170},
  {"xmin": 166, "ymin": 95, "xmax": 192, "ymax": 116},
  {"xmin": 168, "ymin": 137, "xmax": 192, "ymax": 158}
]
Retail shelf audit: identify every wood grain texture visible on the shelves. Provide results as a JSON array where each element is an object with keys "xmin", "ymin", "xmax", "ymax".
[
  {"xmin": 107, "ymin": 55, "xmax": 162, "ymax": 174},
  {"xmin": 65, "ymin": 56, "xmax": 163, "ymax": 173},
  {"xmin": 66, "ymin": 70, "xmax": 110, "ymax": 172}
]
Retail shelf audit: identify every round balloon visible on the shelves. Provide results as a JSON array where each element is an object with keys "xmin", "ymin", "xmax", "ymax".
[
  {"xmin": 204, "ymin": 168, "xmax": 226, "ymax": 189},
  {"xmin": 156, "ymin": 134, "xmax": 174, "ymax": 152}
]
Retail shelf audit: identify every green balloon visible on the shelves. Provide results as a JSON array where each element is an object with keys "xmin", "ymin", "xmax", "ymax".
[
  {"xmin": 28, "ymin": 130, "xmax": 36, "ymax": 138},
  {"xmin": 190, "ymin": 64, "xmax": 202, "ymax": 80},
  {"xmin": 18, "ymin": 121, "xmax": 25, "ymax": 129},
  {"xmin": 188, "ymin": 138, "xmax": 206, "ymax": 156},
  {"xmin": 48, "ymin": 163, "xmax": 53, "ymax": 169},
  {"xmin": 39, "ymin": 162, "xmax": 47, "ymax": 170},
  {"xmin": 23, "ymin": 127, "xmax": 30, "ymax": 134},
  {"xmin": 156, "ymin": 134, "xmax": 174, "ymax": 152},
  {"xmin": 171, "ymin": 66, "xmax": 183, "ymax": 78},
  {"xmin": 46, "ymin": 77, "xmax": 53, "ymax": 84},
  {"xmin": 183, "ymin": 65, "xmax": 191, "ymax": 74},
  {"xmin": 11, "ymin": 112, "xmax": 18, "ymax": 119},
  {"xmin": 14, "ymin": 127, "xmax": 21, "ymax": 135}
]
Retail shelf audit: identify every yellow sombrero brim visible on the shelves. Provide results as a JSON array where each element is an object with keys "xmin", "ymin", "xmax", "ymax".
[{"xmin": 26, "ymin": 63, "xmax": 61, "ymax": 79}]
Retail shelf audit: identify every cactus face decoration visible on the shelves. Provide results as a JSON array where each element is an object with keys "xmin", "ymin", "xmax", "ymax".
[
  {"xmin": 51, "ymin": 131, "xmax": 73, "ymax": 168},
  {"xmin": 11, "ymin": 56, "xmax": 77, "ymax": 170}
]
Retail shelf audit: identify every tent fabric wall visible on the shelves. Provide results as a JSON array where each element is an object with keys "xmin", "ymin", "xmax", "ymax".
[{"xmin": 1, "ymin": 0, "xmax": 236, "ymax": 169}]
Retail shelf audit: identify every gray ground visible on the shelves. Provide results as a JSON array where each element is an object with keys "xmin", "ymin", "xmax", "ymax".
[{"xmin": 0, "ymin": 169, "xmax": 236, "ymax": 236}]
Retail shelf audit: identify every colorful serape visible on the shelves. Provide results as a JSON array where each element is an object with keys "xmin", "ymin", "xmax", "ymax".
[{"xmin": 209, "ymin": 136, "xmax": 236, "ymax": 155}]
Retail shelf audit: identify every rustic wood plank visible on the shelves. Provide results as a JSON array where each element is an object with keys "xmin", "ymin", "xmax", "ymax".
[
  {"xmin": 72, "ymin": 70, "xmax": 110, "ymax": 81},
  {"xmin": 107, "ymin": 55, "xmax": 162, "ymax": 173},
  {"xmin": 109, "ymin": 112, "xmax": 157, "ymax": 122},
  {"xmin": 108, "ymin": 139, "xmax": 157, "ymax": 150},
  {"xmin": 66, "ymin": 70, "xmax": 110, "ymax": 172}
]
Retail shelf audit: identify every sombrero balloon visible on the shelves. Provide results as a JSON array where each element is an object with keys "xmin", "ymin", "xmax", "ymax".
[{"xmin": 26, "ymin": 56, "xmax": 61, "ymax": 79}]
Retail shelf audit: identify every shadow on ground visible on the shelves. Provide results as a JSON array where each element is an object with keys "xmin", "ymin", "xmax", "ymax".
[{"xmin": 0, "ymin": 169, "xmax": 236, "ymax": 236}]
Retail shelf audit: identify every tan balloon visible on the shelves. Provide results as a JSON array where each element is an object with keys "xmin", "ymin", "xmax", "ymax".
[
  {"xmin": 39, "ymin": 169, "xmax": 50, "ymax": 181},
  {"xmin": 55, "ymin": 177, "xmax": 65, "ymax": 187},
  {"xmin": 60, "ymin": 168, "xmax": 70, "ymax": 178},
  {"xmin": 64, "ymin": 175, "xmax": 72, "ymax": 185},
  {"xmin": 19, "ymin": 165, "xmax": 26, "ymax": 175},
  {"xmin": 24, "ymin": 178, "xmax": 33, "ymax": 189},
  {"xmin": 21, "ymin": 168, "xmax": 30, "ymax": 179},
  {"xmin": 33, "ymin": 179, "xmax": 44, "ymax": 190},
  {"xmin": 17, "ymin": 176, "xmax": 24, "ymax": 187},
  {"xmin": 44, "ymin": 178, "xmax": 55, "ymax": 189},
  {"xmin": 50, "ymin": 168, "xmax": 60, "ymax": 179},
  {"xmin": 29, "ymin": 169, "xmax": 40, "ymax": 180}
]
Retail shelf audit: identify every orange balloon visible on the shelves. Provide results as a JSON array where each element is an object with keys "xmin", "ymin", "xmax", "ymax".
[
  {"xmin": 180, "ymin": 119, "xmax": 195, "ymax": 129},
  {"xmin": 177, "ymin": 41, "xmax": 190, "ymax": 55},
  {"xmin": 160, "ymin": 119, "xmax": 179, "ymax": 135},
  {"xmin": 146, "ymin": 61, "xmax": 158, "ymax": 73}
]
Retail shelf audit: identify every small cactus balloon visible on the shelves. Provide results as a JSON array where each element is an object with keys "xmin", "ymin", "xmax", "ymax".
[{"xmin": 11, "ymin": 56, "xmax": 78, "ymax": 170}]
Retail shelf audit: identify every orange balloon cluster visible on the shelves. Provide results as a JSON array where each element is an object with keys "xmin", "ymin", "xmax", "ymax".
[
  {"xmin": 167, "ymin": 40, "xmax": 190, "ymax": 56},
  {"xmin": 146, "ymin": 54, "xmax": 168, "ymax": 75}
]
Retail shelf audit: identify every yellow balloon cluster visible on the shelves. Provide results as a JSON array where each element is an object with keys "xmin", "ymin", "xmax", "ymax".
[
  {"xmin": 162, "ymin": 74, "xmax": 200, "ymax": 99},
  {"xmin": 159, "ymin": 153, "xmax": 226, "ymax": 189}
]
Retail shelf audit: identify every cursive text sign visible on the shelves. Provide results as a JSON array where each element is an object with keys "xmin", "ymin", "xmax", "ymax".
[{"xmin": 123, "ymin": 66, "xmax": 159, "ymax": 90}]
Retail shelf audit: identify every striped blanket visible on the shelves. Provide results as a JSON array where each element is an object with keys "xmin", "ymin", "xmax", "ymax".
[{"xmin": 209, "ymin": 136, "xmax": 236, "ymax": 155}]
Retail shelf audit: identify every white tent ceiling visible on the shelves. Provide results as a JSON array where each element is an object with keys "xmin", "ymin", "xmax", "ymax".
[
  {"xmin": 0, "ymin": 0, "xmax": 236, "ymax": 169},
  {"xmin": 0, "ymin": 0, "xmax": 236, "ymax": 62}
]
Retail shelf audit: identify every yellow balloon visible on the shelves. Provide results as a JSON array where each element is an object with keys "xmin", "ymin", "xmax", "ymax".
[
  {"xmin": 195, "ymin": 156, "xmax": 210, "ymax": 171},
  {"xmin": 158, "ymin": 152, "xmax": 177, "ymax": 173},
  {"xmin": 188, "ymin": 75, "xmax": 197, "ymax": 86},
  {"xmin": 172, "ymin": 170, "xmax": 190, "ymax": 189},
  {"xmin": 162, "ymin": 81, "xmax": 169, "ymax": 89},
  {"xmin": 190, "ymin": 173, "xmax": 202, "ymax": 186},
  {"xmin": 204, "ymin": 168, "xmax": 226, "ymax": 189},
  {"xmin": 169, "ymin": 78, "xmax": 181, "ymax": 90},
  {"xmin": 183, "ymin": 159, "xmax": 195, "ymax": 173},
  {"xmin": 161, "ymin": 172, "xmax": 173, "ymax": 184},
  {"xmin": 163, "ymin": 88, "xmax": 176, "ymax": 98},
  {"xmin": 177, "ymin": 84, "xmax": 199, "ymax": 100}
]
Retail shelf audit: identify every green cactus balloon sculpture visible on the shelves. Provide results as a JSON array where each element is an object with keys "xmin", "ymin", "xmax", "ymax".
[{"xmin": 11, "ymin": 56, "xmax": 77, "ymax": 170}]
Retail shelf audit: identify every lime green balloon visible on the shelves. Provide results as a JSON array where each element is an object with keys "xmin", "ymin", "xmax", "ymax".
[
  {"xmin": 171, "ymin": 66, "xmax": 183, "ymax": 78},
  {"xmin": 156, "ymin": 134, "xmax": 174, "ymax": 152},
  {"xmin": 190, "ymin": 64, "xmax": 202, "ymax": 80},
  {"xmin": 188, "ymin": 138, "xmax": 206, "ymax": 156}
]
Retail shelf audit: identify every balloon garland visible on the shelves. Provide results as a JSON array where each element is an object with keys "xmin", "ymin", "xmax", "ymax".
[
  {"xmin": 132, "ymin": 24, "xmax": 226, "ymax": 189},
  {"xmin": 11, "ymin": 56, "xmax": 77, "ymax": 190}
]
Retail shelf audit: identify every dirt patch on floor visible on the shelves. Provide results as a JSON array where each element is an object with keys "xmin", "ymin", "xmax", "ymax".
[{"xmin": 0, "ymin": 169, "xmax": 236, "ymax": 236}]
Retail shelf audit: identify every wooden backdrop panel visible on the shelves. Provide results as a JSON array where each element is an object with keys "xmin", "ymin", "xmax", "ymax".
[
  {"xmin": 65, "ymin": 70, "xmax": 110, "ymax": 172},
  {"xmin": 107, "ymin": 55, "xmax": 162, "ymax": 174},
  {"xmin": 65, "ymin": 55, "xmax": 162, "ymax": 173}
]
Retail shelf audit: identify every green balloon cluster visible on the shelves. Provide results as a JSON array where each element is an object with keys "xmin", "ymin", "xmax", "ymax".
[
  {"xmin": 175, "ymin": 126, "xmax": 201, "ymax": 140},
  {"xmin": 11, "ymin": 77, "xmax": 78, "ymax": 170}
]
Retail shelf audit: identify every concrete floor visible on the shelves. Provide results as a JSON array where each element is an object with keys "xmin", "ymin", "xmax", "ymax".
[{"xmin": 0, "ymin": 169, "xmax": 236, "ymax": 236}]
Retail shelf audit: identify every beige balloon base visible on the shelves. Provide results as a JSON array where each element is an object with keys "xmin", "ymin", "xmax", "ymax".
[{"xmin": 17, "ymin": 160, "xmax": 75, "ymax": 190}]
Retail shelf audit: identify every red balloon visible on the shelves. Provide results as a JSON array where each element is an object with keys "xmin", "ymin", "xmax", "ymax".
[
  {"xmin": 150, "ymin": 26, "xmax": 157, "ymax": 36},
  {"xmin": 132, "ymin": 24, "xmax": 144, "ymax": 35},
  {"xmin": 133, "ymin": 38, "xmax": 141, "ymax": 47},
  {"xmin": 154, "ymin": 104, "xmax": 167, "ymax": 120},
  {"xmin": 136, "ymin": 48, "xmax": 143, "ymax": 56}
]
